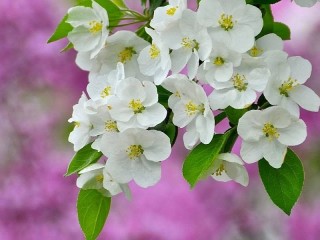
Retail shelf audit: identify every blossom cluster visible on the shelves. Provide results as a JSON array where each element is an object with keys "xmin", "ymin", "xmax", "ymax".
[{"xmin": 67, "ymin": 0, "xmax": 320, "ymax": 197}]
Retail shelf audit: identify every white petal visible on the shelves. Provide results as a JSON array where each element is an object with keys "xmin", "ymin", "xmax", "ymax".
[
  {"xmin": 288, "ymin": 56, "xmax": 312, "ymax": 84},
  {"xmin": 132, "ymin": 157, "xmax": 161, "ymax": 188},
  {"xmin": 230, "ymin": 90, "xmax": 256, "ymax": 109},
  {"xmin": 262, "ymin": 106, "xmax": 292, "ymax": 128},
  {"xmin": 257, "ymin": 33, "xmax": 283, "ymax": 52},
  {"xmin": 218, "ymin": 153, "xmax": 244, "ymax": 165},
  {"xmin": 105, "ymin": 157, "xmax": 132, "ymax": 184},
  {"xmin": 240, "ymin": 140, "xmax": 264, "ymax": 164},
  {"xmin": 225, "ymin": 162, "xmax": 249, "ymax": 187},
  {"xmin": 229, "ymin": 25, "xmax": 255, "ymax": 53},
  {"xmin": 143, "ymin": 130, "xmax": 171, "ymax": 161},
  {"xmin": 187, "ymin": 51, "xmax": 200, "ymax": 79},
  {"xmin": 289, "ymin": 85, "xmax": 320, "ymax": 112},
  {"xmin": 171, "ymin": 48, "xmax": 191, "ymax": 74},
  {"xmin": 238, "ymin": 110, "xmax": 264, "ymax": 141},
  {"xmin": 68, "ymin": 26, "xmax": 99, "ymax": 52},
  {"xmin": 215, "ymin": 63, "xmax": 233, "ymax": 82},
  {"xmin": 195, "ymin": 114, "xmax": 215, "ymax": 144},
  {"xmin": 278, "ymin": 119, "xmax": 307, "ymax": 146},
  {"xmin": 137, "ymin": 104, "xmax": 167, "ymax": 127},
  {"xmin": 280, "ymin": 97, "xmax": 300, "ymax": 118},
  {"xmin": 263, "ymin": 140, "xmax": 287, "ymax": 169},
  {"xmin": 67, "ymin": 7, "xmax": 97, "ymax": 27}
]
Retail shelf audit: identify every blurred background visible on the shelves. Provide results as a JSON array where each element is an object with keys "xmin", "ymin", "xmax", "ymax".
[{"xmin": 0, "ymin": 0, "xmax": 319, "ymax": 239}]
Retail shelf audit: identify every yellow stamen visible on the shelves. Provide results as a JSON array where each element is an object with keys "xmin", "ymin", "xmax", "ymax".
[
  {"xmin": 279, "ymin": 77, "xmax": 298, "ymax": 97},
  {"xmin": 213, "ymin": 57, "xmax": 225, "ymax": 66},
  {"xmin": 262, "ymin": 123, "xmax": 280, "ymax": 141},
  {"xmin": 126, "ymin": 145, "xmax": 144, "ymax": 159},
  {"xmin": 249, "ymin": 45, "xmax": 263, "ymax": 57},
  {"xmin": 74, "ymin": 121, "xmax": 81, "ymax": 128},
  {"xmin": 185, "ymin": 101, "xmax": 205, "ymax": 116},
  {"xmin": 181, "ymin": 37, "xmax": 199, "ymax": 50},
  {"xmin": 232, "ymin": 74, "xmax": 247, "ymax": 92},
  {"xmin": 214, "ymin": 164, "xmax": 226, "ymax": 176},
  {"xmin": 95, "ymin": 174, "xmax": 104, "ymax": 183},
  {"xmin": 219, "ymin": 14, "xmax": 234, "ymax": 31},
  {"xmin": 149, "ymin": 44, "xmax": 160, "ymax": 59},
  {"xmin": 128, "ymin": 99, "xmax": 145, "ymax": 114},
  {"xmin": 166, "ymin": 7, "xmax": 178, "ymax": 16},
  {"xmin": 105, "ymin": 120, "xmax": 118, "ymax": 132},
  {"xmin": 101, "ymin": 86, "xmax": 111, "ymax": 98},
  {"xmin": 118, "ymin": 47, "xmax": 136, "ymax": 63},
  {"xmin": 89, "ymin": 21, "xmax": 103, "ymax": 34}
]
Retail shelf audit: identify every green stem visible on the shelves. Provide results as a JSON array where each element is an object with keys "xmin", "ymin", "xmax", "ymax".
[{"xmin": 215, "ymin": 112, "xmax": 227, "ymax": 125}]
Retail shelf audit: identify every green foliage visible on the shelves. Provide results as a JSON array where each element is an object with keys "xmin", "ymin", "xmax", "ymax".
[
  {"xmin": 136, "ymin": 25, "xmax": 152, "ymax": 43},
  {"xmin": 259, "ymin": 149, "xmax": 304, "ymax": 215},
  {"xmin": 247, "ymin": 0, "xmax": 281, "ymax": 4},
  {"xmin": 256, "ymin": 5, "xmax": 291, "ymax": 40},
  {"xmin": 65, "ymin": 144, "xmax": 102, "ymax": 176},
  {"xmin": 157, "ymin": 86, "xmax": 171, "ymax": 108},
  {"xmin": 77, "ymin": 189, "xmax": 111, "ymax": 240},
  {"xmin": 164, "ymin": 122, "xmax": 178, "ymax": 146},
  {"xmin": 149, "ymin": 0, "xmax": 168, "ymax": 15},
  {"xmin": 273, "ymin": 22, "xmax": 291, "ymax": 40},
  {"xmin": 182, "ymin": 131, "xmax": 233, "ymax": 188},
  {"xmin": 224, "ymin": 107, "xmax": 248, "ymax": 126},
  {"xmin": 47, "ymin": 15, "xmax": 72, "ymax": 43}
]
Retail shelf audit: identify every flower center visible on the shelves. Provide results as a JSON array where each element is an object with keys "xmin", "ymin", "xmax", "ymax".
[
  {"xmin": 149, "ymin": 44, "xmax": 160, "ymax": 59},
  {"xmin": 262, "ymin": 123, "xmax": 280, "ymax": 141},
  {"xmin": 118, "ymin": 47, "xmax": 136, "ymax": 63},
  {"xmin": 101, "ymin": 86, "xmax": 112, "ymax": 98},
  {"xmin": 219, "ymin": 14, "xmax": 234, "ymax": 31},
  {"xmin": 249, "ymin": 45, "xmax": 263, "ymax": 57},
  {"xmin": 129, "ymin": 99, "xmax": 145, "ymax": 114},
  {"xmin": 89, "ymin": 21, "xmax": 103, "ymax": 34},
  {"xmin": 126, "ymin": 145, "xmax": 144, "ymax": 159},
  {"xmin": 213, "ymin": 56, "xmax": 225, "ymax": 66},
  {"xmin": 105, "ymin": 120, "xmax": 118, "ymax": 132},
  {"xmin": 185, "ymin": 101, "xmax": 205, "ymax": 116},
  {"xmin": 279, "ymin": 77, "xmax": 298, "ymax": 97},
  {"xmin": 95, "ymin": 174, "xmax": 104, "ymax": 183},
  {"xmin": 181, "ymin": 37, "xmax": 199, "ymax": 51},
  {"xmin": 166, "ymin": 7, "xmax": 178, "ymax": 16},
  {"xmin": 214, "ymin": 164, "xmax": 225, "ymax": 176},
  {"xmin": 232, "ymin": 74, "xmax": 247, "ymax": 91},
  {"xmin": 74, "ymin": 121, "xmax": 81, "ymax": 128}
]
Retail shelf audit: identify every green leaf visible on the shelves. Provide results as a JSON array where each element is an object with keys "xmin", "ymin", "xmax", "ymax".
[
  {"xmin": 182, "ymin": 131, "xmax": 232, "ymax": 188},
  {"xmin": 157, "ymin": 86, "xmax": 171, "ymax": 108},
  {"xmin": 256, "ymin": 5, "xmax": 274, "ymax": 39},
  {"xmin": 65, "ymin": 144, "xmax": 102, "ymax": 176},
  {"xmin": 224, "ymin": 107, "xmax": 248, "ymax": 125},
  {"xmin": 60, "ymin": 42, "xmax": 74, "ymax": 52},
  {"xmin": 77, "ymin": 189, "xmax": 111, "ymax": 240},
  {"xmin": 47, "ymin": 15, "xmax": 72, "ymax": 43},
  {"xmin": 110, "ymin": 0, "xmax": 127, "ymax": 9},
  {"xmin": 136, "ymin": 25, "xmax": 152, "ymax": 43},
  {"xmin": 259, "ymin": 149, "xmax": 304, "ymax": 215},
  {"xmin": 273, "ymin": 22, "xmax": 291, "ymax": 40},
  {"xmin": 164, "ymin": 122, "xmax": 178, "ymax": 146}
]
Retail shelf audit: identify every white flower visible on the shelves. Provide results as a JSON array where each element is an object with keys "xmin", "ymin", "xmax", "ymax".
[
  {"xmin": 209, "ymin": 62, "xmax": 270, "ymax": 110},
  {"xmin": 108, "ymin": 78, "xmax": 167, "ymax": 131},
  {"xmin": 150, "ymin": 0, "xmax": 187, "ymax": 32},
  {"xmin": 238, "ymin": 106, "xmax": 307, "ymax": 168},
  {"xmin": 162, "ymin": 75, "xmax": 215, "ymax": 149},
  {"xmin": 87, "ymin": 62, "xmax": 125, "ymax": 106},
  {"xmin": 198, "ymin": 41, "xmax": 242, "ymax": 83},
  {"xmin": 101, "ymin": 129, "xmax": 171, "ymax": 187},
  {"xmin": 89, "ymin": 106, "xmax": 119, "ymax": 152},
  {"xmin": 264, "ymin": 56, "xmax": 320, "ymax": 117},
  {"xmin": 197, "ymin": 0, "xmax": 263, "ymax": 53},
  {"xmin": 211, "ymin": 153, "xmax": 249, "ymax": 187},
  {"xmin": 163, "ymin": 9, "xmax": 212, "ymax": 79},
  {"xmin": 294, "ymin": 0, "xmax": 319, "ymax": 7},
  {"xmin": 245, "ymin": 33, "xmax": 288, "ymax": 68},
  {"xmin": 67, "ymin": 1, "xmax": 109, "ymax": 58},
  {"xmin": 76, "ymin": 31, "xmax": 149, "ymax": 81},
  {"xmin": 76, "ymin": 163, "xmax": 130, "ymax": 197},
  {"xmin": 137, "ymin": 28, "xmax": 171, "ymax": 85},
  {"xmin": 68, "ymin": 93, "xmax": 92, "ymax": 151}
]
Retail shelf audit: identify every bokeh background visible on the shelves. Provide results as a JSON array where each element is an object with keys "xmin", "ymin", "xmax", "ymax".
[{"xmin": 0, "ymin": 0, "xmax": 319, "ymax": 239}]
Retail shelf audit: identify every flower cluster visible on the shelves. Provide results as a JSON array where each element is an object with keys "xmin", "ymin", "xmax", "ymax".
[{"xmin": 66, "ymin": 0, "xmax": 320, "ymax": 197}]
